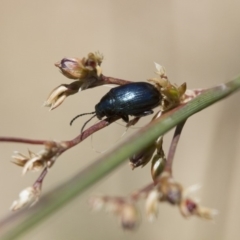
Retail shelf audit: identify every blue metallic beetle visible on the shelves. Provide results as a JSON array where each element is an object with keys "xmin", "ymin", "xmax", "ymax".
[{"xmin": 70, "ymin": 82, "xmax": 162, "ymax": 132}]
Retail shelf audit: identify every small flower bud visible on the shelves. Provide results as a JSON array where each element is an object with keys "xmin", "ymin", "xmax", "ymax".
[
  {"xmin": 177, "ymin": 82, "xmax": 187, "ymax": 97},
  {"xmin": 145, "ymin": 189, "xmax": 161, "ymax": 221},
  {"xmin": 157, "ymin": 173, "xmax": 183, "ymax": 205},
  {"xmin": 130, "ymin": 136, "xmax": 164, "ymax": 170},
  {"xmin": 151, "ymin": 137, "xmax": 166, "ymax": 181},
  {"xmin": 151, "ymin": 154, "xmax": 166, "ymax": 181},
  {"xmin": 55, "ymin": 58, "xmax": 83, "ymax": 79},
  {"xmin": 10, "ymin": 186, "xmax": 41, "ymax": 211},
  {"xmin": 148, "ymin": 62, "xmax": 187, "ymax": 111},
  {"xmin": 129, "ymin": 144, "xmax": 156, "ymax": 169},
  {"xmin": 89, "ymin": 196, "xmax": 140, "ymax": 230},
  {"xmin": 179, "ymin": 184, "xmax": 218, "ymax": 220},
  {"xmin": 55, "ymin": 52, "xmax": 103, "ymax": 80},
  {"xmin": 154, "ymin": 62, "xmax": 167, "ymax": 78},
  {"xmin": 121, "ymin": 204, "xmax": 140, "ymax": 230}
]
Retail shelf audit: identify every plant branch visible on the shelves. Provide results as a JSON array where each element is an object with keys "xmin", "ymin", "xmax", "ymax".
[
  {"xmin": 164, "ymin": 120, "xmax": 187, "ymax": 174},
  {"xmin": 1, "ymin": 76, "xmax": 240, "ymax": 240},
  {"xmin": 100, "ymin": 75, "xmax": 132, "ymax": 85},
  {"xmin": 63, "ymin": 116, "xmax": 120, "ymax": 150},
  {"xmin": 0, "ymin": 137, "xmax": 45, "ymax": 145}
]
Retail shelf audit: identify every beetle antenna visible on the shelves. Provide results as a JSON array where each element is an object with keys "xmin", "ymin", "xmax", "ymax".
[
  {"xmin": 70, "ymin": 112, "xmax": 95, "ymax": 126},
  {"xmin": 80, "ymin": 114, "xmax": 97, "ymax": 133}
]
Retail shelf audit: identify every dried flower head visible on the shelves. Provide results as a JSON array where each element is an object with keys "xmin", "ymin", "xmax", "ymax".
[
  {"xmin": 10, "ymin": 185, "xmax": 41, "ymax": 211},
  {"xmin": 157, "ymin": 172, "xmax": 183, "ymax": 205},
  {"xmin": 55, "ymin": 52, "xmax": 103, "ymax": 80},
  {"xmin": 43, "ymin": 82, "xmax": 81, "ymax": 110},
  {"xmin": 12, "ymin": 150, "xmax": 47, "ymax": 174},
  {"xmin": 148, "ymin": 63, "xmax": 187, "ymax": 111},
  {"xmin": 120, "ymin": 203, "xmax": 140, "ymax": 230},
  {"xmin": 145, "ymin": 189, "xmax": 161, "ymax": 221},
  {"xmin": 90, "ymin": 196, "xmax": 140, "ymax": 230},
  {"xmin": 129, "ymin": 144, "xmax": 156, "ymax": 169},
  {"xmin": 179, "ymin": 184, "xmax": 218, "ymax": 220},
  {"xmin": 12, "ymin": 141, "xmax": 62, "ymax": 174},
  {"xmin": 151, "ymin": 137, "xmax": 166, "ymax": 181},
  {"xmin": 129, "ymin": 136, "xmax": 165, "ymax": 171},
  {"xmin": 45, "ymin": 52, "xmax": 104, "ymax": 110},
  {"xmin": 146, "ymin": 173, "xmax": 218, "ymax": 221},
  {"xmin": 55, "ymin": 58, "xmax": 83, "ymax": 79}
]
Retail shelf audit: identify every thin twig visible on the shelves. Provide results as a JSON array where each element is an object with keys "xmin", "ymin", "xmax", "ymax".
[
  {"xmin": 0, "ymin": 117, "xmax": 121, "ymax": 150},
  {"xmin": 130, "ymin": 182, "xmax": 155, "ymax": 201},
  {"xmin": 164, "ymin": 120, "xmax": 187, "ymax": 174},
  {"xmin": 62, "ymin": 116, "xmax": 120, "ymax": 150},
  {"xmin": 0, "ymin": 137, "xmax": 45, "ymax": 145},
  {"xmin": 84, "ymin": 75, "xmax": 132, "ymax": 89},
  {"xmin": 100, "ymin": 75, "xmax": 132, "ymax": 85},
  {"xmin": 33, "ymin": 168, "xmax": 48, "ymax": 187},
  {"xmin": 1, "ymin": 76, "xmax": 240, "ymax": 239}
]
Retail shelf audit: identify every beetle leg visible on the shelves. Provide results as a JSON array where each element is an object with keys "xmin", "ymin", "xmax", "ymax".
[{"xmin": 121, "ymin": 115, "xmax": 129, "ymax": 122}]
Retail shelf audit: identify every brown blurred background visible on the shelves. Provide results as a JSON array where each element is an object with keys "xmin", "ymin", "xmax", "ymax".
[{"xmin": 1, "ymin": 1, "xmax": 240, "ymax": 239}]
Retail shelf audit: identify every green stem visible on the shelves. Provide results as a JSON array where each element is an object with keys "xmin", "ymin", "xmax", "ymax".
[{"xmin": 1, "ymin": 76, "xmax": 240, "ymax": 240}]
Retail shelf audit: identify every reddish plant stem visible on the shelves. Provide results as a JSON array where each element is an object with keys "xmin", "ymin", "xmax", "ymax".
[
  {"xmin": 0, "ymin": 137, "xmax": 45, "ymax": 145},
  {"xmin": 0, "ymin": 117, "xmax": 122, "ymax": 230},
  {"xmin": 85, "ymin": 75, "xmax": 132, "ymax": 89},
  {"xmin": 129, "ymin": 119, "xmax": 187, "ymax": 202},
  {"xmin": 101, "ymin": 75, "xmax": 132, "ymax": 85},
  {"xmin": 130, "ymin": 182, "xmax": 155, "ymax": 201},
  {"xmin": 61, "ymin": 116, "xmax": 120, "ymax": 151},
  {"xmin": 164, "ymin": 120, "xmax": 187, "ymax": 175},
  {"xmin": 50, "ymin": 76, "xmax": 132, "ymax": 103},
  {"xmin": 60, "ymin": 75, "xmax": 131, "ymax": 91},
  {"xmin": 33, "ymin": 167, "xmax": 48, "ymax": 188},
  {"xmin": 0, "ymin": 117, "xmax": 121, "ymax": 150}
]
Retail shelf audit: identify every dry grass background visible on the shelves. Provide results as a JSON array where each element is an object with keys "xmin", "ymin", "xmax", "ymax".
[{"xmin": 1, "ymin": 1, "xmax": 240, "ymax": 239}]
